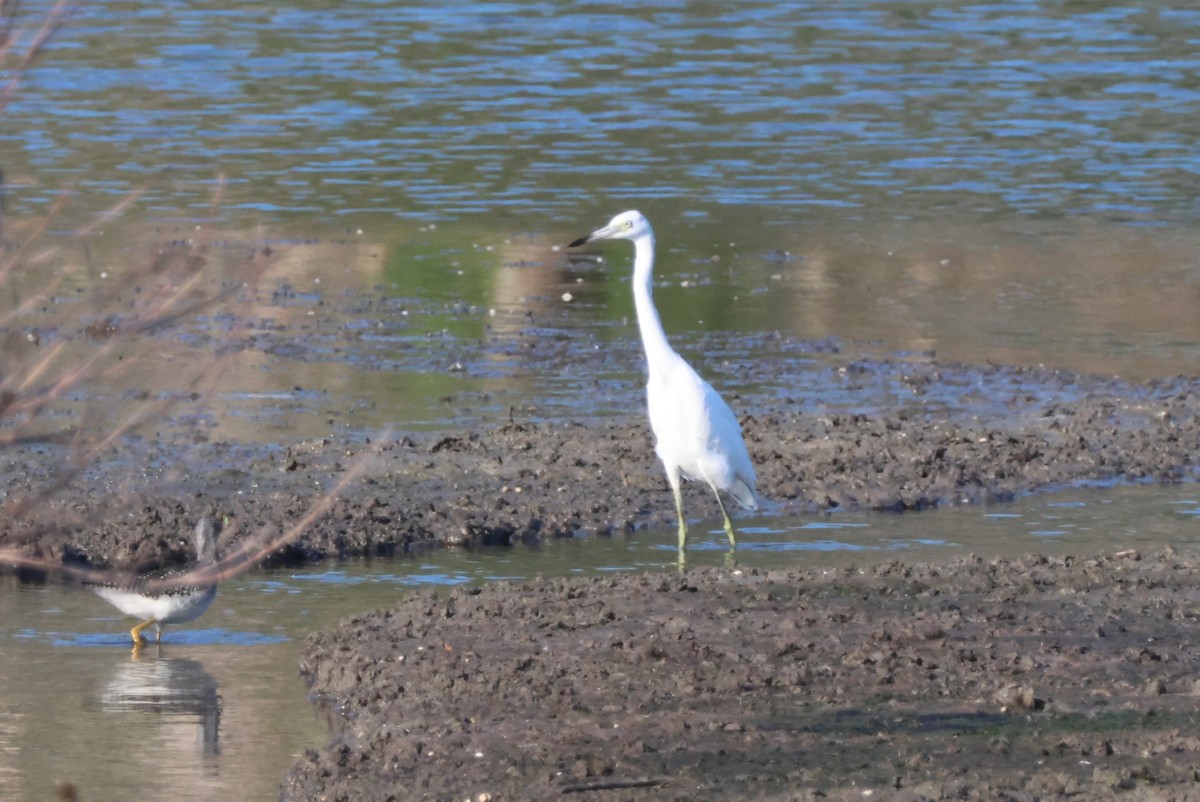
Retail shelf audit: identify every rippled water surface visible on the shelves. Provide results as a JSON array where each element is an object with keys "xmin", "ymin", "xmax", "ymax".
[{"xmin": 10, "ymin": 1, "xmax": 1200, "ymax": 227}]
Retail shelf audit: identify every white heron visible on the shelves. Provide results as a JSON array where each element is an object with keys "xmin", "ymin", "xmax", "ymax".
[{"xmin": 570, "ymin": 210, "xmax": 758, "ymax": 551}]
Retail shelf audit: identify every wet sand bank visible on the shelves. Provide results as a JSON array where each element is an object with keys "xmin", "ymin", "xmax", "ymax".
[
  {"xmin": 287, "ymin": 550, "xmax": 1200, "ymax": 801},
  {"xmin": 5, "ymin": 353, "xmax": 1200, "ymax": 800},
  {"xmin": 5, "ymin": 358, "xmax": 1200, "ymax": 569}
]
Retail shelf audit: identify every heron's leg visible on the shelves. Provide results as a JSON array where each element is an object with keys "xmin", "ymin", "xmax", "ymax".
[
  {"xmin": 672, "ymin": 485, "xmax": 688, "ymax": 550},
  {"xmin": 713, "ymin": 490, "xmax": 737, "ymax": 550},
  {"xmin": 130, "ymin": 618, "xmax": 154, "ymax": 645},
  {"xmin": 667, "ymin": 468, "xmax": 687, "ymax": 550}
]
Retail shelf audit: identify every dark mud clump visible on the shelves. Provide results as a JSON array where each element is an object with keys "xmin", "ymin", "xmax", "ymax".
[
  {"xmin": 4, "ymin": 359, "xmax": 1200, "ymax": 569},
  {"xmin": 286, "ymin": 549, "xmax": 1200, "ymax": 801}
]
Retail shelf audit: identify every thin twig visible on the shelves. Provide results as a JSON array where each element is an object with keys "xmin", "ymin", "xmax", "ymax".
[
  {"xmin": 0, "ymin": 431, "xmax": 389, "ymax": 587},
  {"xmin": 561, "ymin": 778, "xmax": 667, "ymax": 793},
  {"xmin": 0, "ymin": 0, "xmax": 71, "ymax": 110}
]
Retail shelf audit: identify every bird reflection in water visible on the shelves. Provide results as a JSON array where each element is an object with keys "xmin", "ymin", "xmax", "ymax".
[{"xmin": 87, "ymin": 652, "xmax": 221, "ymax": 757}]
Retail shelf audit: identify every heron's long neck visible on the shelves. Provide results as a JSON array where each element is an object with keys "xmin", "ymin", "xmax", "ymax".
[{"xmin": 631, "ymin": 231, "xmax": 675, "ymax": 373}]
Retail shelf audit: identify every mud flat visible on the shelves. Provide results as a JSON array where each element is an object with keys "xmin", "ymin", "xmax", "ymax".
[
  {"xmin": 5, "ymin": 358, "xmax": 1200, "ymax": 569},
  {"xmin": 286, "ymin": 549, "xmax": 1200, "ymax": 801},
  {"xmin": 6, "ymin": 352, "xmax": 1200, "ymax": 799},
  {"xmin": 270, "ymin": 358, "xmax": 1200, "ymax": 801}
]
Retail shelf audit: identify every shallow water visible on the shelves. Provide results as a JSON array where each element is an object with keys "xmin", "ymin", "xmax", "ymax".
[
  {"xmin": 5, "ymin": 0, "xmax": 1200, "ymax": 434},
  {"xmin": 2, "ymin": 483, "xmax": 1200, "ymax": 801},
  {"xmin": 11, "ymin": 226, "xmax": 1200, "ymax": 446}
]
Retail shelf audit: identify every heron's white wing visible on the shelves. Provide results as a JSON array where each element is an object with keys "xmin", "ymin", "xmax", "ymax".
[
  {"xmin": 646, "ymin": 354, "xmax": 757, "ymax": 508},
  {"xmin": 696, "ymin": 376, "xmax": 758, "ymax": 508}
]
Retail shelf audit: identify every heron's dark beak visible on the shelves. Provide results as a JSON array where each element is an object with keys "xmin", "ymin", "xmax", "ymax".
[{"xmin": 569, "ymin": 221, "xmax": 620, "ymax": 248}]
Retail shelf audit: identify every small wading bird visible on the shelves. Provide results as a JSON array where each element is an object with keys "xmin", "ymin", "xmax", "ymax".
[
  {"xmin": 569, "ymin": 210, "xmax": 758, "ymax": 551},
  {"xmin": 90, "ymin": 516, "xmax": 220, "ymax": 648}
]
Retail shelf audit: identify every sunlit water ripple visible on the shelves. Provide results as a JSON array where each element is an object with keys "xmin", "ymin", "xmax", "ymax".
[{"xmin": 8, "ymin": 1, "xmax": 1200, "ymax": 227}]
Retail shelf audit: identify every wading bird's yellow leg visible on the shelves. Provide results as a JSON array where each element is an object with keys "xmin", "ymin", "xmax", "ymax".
[
  {"xmin": 672, "ymin": 482, "xmax": 688, "ymax": 551},
  {"xmin": 722, "ymin": 524, "xmax": 738, "ymax": 568},
  {"xmin": 672, "ymin": 480, "xmax": 691, "ymax": 573},
  {"xmin": 130, "ymin": 618, "xmax": 154, "ymax": 645},
  {"xmin": 714, "ymin": 492, "xmax": 737, "ymax": 550}
]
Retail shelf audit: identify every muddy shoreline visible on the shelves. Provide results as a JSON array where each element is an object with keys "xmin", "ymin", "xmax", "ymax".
[
  {"xmin": 270, "ymin": 358, "xmax": 1200, "ymax": 801},
  {"xmin": 5, "ymin": 354, "xmax": 1200, "ymax": 800},
  {"xmin": 3, "ymin": 357, "xmax": 1199, "ymax": 570},
  {"xmin": 287, "ymin": 550, "xmax": 1200, "ymax": 801}
]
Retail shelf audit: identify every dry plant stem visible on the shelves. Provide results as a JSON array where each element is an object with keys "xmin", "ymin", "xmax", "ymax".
[
  {"xmin": 1, "ymin": 185, "xmax": 147, "ymax": 286},
  {"xmin": 0, "ymin": 251, "xmax": 262, "ymax": 524},
  {"xmin": 1, "ymin": 183, "xmax": 178, "ymax": 431},
  {"xmin": 0, "ymin": 341, "xmax": 232, "ymax": 524},
  {"xmin": 0, "ymin": 0, "xmax": 70, "ymax": 111},
  {"xmin": 0, "ymin": 179, "xmax": 262, "ymax": 543},
  {"xmin": 0, "ymin": 7, "xmax": 347, "ymax": 581},
  {"xmin": 0, "ymin": 273, "xmax": 66, "ymax": 330},
  {"xmin": 0, "ymin": 251, "xmax": 229, "ymax": 432},
  {"xmin": 72, "ymin": 185, "xmax": 147, "ymax": 239},
  {"xmin": 0, "ymin": 191, "xmax": 71, "ymax": 284},
  {"xmin": 0, "ymin": 432, "xmax": 390, "ymax": 587},
  {"xmin": 168, "ymin": 431, "xmax": 390, "ymax": 588},
  {"xmin": 0, "ymin": 174, "xmax": 373, "ymax": 581},
  {"xmin": 0, "ymin": 0, "xmax": 366, "ymax": 592}
]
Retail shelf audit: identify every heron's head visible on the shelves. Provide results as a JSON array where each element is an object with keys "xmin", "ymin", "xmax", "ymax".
[{"xmin": 569, "ymin": 210, "xmax": 652, "ymax": 247}]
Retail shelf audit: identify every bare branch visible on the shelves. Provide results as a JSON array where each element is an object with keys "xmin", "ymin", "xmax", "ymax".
[{"xmin": 0, "ymin": 0, "xmax": 71, "ymax": 111}]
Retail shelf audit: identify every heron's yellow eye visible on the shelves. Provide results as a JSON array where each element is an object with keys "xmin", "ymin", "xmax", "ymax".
[{"xmin": 623, "ymin": 220, "xmax": 633, "ymax": 229}]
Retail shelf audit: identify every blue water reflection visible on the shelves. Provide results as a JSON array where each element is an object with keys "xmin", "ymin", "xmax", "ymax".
[
  {"xmin": 287, "ymin": 569, "xmax": 475, "ymax": 587},
  {"xmin": 7, "ymin": 1, "xmax": 1199, "ymax": 227},
  {"xmin": 50, "ymin": 628, "xmax": 288, "ymax": 648}
]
